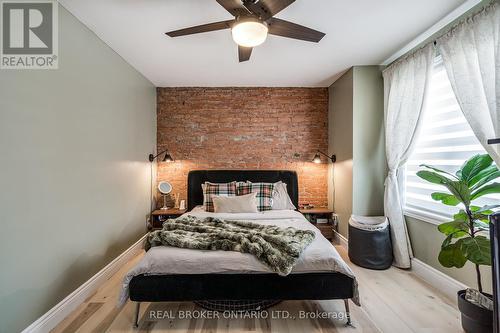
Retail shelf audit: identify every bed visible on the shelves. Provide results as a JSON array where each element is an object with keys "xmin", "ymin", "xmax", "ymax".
[{"xmin": 123, "ymin": 170, "xmax": 358, "ymax": 327}]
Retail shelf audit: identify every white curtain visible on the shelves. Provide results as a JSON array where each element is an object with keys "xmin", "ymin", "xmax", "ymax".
[
  {"xmin": 383, "ymin": 44, "xmax": 435, "ymax": 268},
  {"xmin": 437, "ymin": 2, "xmax": 500, "ymax": 166}
]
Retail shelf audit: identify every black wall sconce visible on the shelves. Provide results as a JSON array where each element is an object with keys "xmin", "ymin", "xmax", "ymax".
[
  {"xmin": 313, "ymin": 150, "xmax": 336, "ymax": 163},
  {"xmin": 149, "ymin": 149, "xmax": 174, "ymax": 163}
]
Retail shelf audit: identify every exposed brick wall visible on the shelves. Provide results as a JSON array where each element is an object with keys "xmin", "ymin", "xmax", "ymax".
[{"xmin": 156, "ymin": 87, "xmax": 329, "ymax": 207}]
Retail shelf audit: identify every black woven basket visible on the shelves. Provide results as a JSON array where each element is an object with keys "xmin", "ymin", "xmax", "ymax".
[{"xmin": 194, "ymin": 300, "xmax": 281, "ymax": 312}]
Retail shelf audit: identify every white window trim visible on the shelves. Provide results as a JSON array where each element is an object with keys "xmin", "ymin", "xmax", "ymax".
[{"xmin": 404, "ymin": 207, "xmax": 450, "ymax": 226}]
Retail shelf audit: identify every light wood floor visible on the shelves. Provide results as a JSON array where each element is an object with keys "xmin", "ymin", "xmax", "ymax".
[{"xmin": 52, "ymin": 246, "xmax": 463, "ymax": 333}]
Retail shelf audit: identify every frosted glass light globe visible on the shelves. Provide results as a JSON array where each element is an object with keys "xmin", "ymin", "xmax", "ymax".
[{"xmin": 231, "ymin": 21, "xmax": 268, "ymax": 47}]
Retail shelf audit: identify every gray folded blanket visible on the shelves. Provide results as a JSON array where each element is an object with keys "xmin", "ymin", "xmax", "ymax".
[{"xmin": 146, "ymin": 215, "xmax": 316, "ymax": 276}]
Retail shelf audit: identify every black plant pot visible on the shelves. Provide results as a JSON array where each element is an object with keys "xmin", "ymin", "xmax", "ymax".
[{"xmin": 457, "ymin": 290, "xmax": 493, "ymax": 333}]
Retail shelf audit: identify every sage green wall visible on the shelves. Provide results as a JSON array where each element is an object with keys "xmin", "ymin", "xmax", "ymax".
[
  {"xmin": 0, "ymin": 6, "xmax": 156, "ymax": 333},
  {"xmin": 328, "ymin": 69, "xmax": 353, "ymax": 236},
  {"xmin": 407, "ymin": 216, "xmax": 493, "ymax": 293},
  {"xmin": 328, "ymin": 66, "xmax": 385, "ymax": 237},
  {"xmin": 352, "ymin": 67, "xmax": 386, "ymax": 217}
]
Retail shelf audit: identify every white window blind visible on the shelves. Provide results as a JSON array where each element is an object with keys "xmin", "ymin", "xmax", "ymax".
[{"xmin": 404, "ymin": 56, "xmax": 500, "ymax": 222}]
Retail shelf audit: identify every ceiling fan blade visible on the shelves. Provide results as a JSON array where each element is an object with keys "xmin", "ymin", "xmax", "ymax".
[
  {"xmin": 216, "ymin": 0, "xmax": 251, "ymax": 17},
  {"xmin": 166, "ymin": 20, "xmax": 234, "ymax": 37},
  {"xmin": 243, "ymin": 0, "xmax": 295, "ymax": 20},
  {"xmin": 267, "ymin": 18, "xmax": 325, "ymax": 43},
  {"xmin": 238, "ymin": 45, "xmax": 252, "ymax": 62}
]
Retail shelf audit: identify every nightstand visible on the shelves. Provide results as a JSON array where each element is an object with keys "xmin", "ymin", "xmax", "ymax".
[
  {"xmin": 150, "ymin": 208, "xmax": 187, "ymax": 230},
  {"xmin": 299, "ymin": 208, "xmax": 336, "ymax": 241}
]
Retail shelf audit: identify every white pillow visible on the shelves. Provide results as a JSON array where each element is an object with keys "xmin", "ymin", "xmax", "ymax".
[
  {"xmin": 272, "ymin": 181, "xmax": 296, "ymax": 210},
  {"xmin": 212, "ymin": 192, "xmax": 258, "ymax": 213}
]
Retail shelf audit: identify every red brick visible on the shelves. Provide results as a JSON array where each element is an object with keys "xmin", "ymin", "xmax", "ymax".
[{"xmin": 156, "ymin": 87, "xmax": 328, "ymax": 207}]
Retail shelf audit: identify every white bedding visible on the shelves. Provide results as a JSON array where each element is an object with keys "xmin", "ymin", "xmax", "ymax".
[{"xmin": 119, "ymin": 208, "xmax": 359, "ymax": 305}]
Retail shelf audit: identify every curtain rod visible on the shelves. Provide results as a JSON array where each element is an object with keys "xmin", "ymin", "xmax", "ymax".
[{"xmin": 384, "ymin": 0, "xmax": 495, "ymax": 68}]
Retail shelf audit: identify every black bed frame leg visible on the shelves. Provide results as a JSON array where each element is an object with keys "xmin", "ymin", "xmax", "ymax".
[
  {"xmin": 343, "ymin": 299, "xmax": 354, "ymax": 327},
  {"xmin": 134, "ymin": 302, "xmax": 140, "ymax": 328}
]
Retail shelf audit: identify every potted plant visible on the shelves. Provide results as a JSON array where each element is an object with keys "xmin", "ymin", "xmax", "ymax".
[{"xmin": 417, "ymin": 154, "xmax": 500, "ymax": 333}]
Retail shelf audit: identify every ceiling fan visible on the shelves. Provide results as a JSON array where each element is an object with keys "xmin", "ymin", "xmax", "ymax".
[{"xmin": 165, "ymin": 0, "xmax": 325, "ymax": 62}]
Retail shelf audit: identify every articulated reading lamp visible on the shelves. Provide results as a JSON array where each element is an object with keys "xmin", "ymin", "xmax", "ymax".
[
  {"xmin": 149, "ymin": 149, "xmax": 174, "ymax": 163},
  {"xmin": 312, "ymin": 150, "xmax": 336, "ymax": 163}
]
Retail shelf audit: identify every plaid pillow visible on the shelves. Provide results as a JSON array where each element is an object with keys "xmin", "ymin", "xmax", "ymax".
[
  {"xmin": 203, "ymin": 181, "xmax": 237, "ymax": 212},
  {"xmin": 237, "ymin": 182, "xmax": 274, "ymax": 211}
]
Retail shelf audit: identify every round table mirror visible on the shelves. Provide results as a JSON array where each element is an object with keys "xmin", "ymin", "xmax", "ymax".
[
  {"xmin": 158, "ymin": 181, "xmax": 172, "ymax": 194},
  {"xmin": 158, "ymin": 181, "xmax": 172, "ymax": 209}
]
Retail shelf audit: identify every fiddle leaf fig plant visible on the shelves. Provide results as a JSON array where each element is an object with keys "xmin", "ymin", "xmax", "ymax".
[{"xmin": 417, "ymin": 154, "xmax": 500, "ymax": 293}]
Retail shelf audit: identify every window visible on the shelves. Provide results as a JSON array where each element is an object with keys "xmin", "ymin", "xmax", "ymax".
[{"xmin": 404, "ymin": 56, "xmax": 499, "ymax": 222}]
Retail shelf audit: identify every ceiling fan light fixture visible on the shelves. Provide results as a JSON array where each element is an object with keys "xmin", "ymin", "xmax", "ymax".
[
  {"xmin": 231, "ymin": 19, "xmax": 268, "ymax": 47},
  {"xmin": 165, "ymin": 1, "xmax": 325, "ymax": 62}
]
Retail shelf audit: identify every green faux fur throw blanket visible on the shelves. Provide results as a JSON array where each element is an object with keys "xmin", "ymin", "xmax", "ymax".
[{"xmin": 146, "ymin": 216, "xmax": 316, "ymax": 276}]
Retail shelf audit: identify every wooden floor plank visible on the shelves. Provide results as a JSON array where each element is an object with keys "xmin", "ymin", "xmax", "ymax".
[
  {"xmin": 90, "ymin": 305, "xmax": 123, "ymax": 333},
  {"xmin": 51, "ymin": 246, "xmax": 463, "ymax": 333},
  {"xmin": 60, "ymin": 302, "xmax": 103, "ymax": 333}
]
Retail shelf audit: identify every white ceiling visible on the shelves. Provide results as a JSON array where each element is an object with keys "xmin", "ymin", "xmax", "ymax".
[{"xmin": 59, "ymin": 0, "xmax": 466, "ymax": 87}]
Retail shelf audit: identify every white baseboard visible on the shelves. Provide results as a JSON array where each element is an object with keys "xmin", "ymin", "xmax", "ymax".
[
  {"xmin": 333, "ymin": 231, "xmax": 348, "ymax": 248},
  {"xmin": 333, "ymin": 230, "xmax": 466, "ymax": 303},
  {"xmin": 22, "ymin": 234, "xmax": 147, "ymax": 333},
  {"xmin": 411, "ymin": 258, "xmax": 467, "ymax": 303}
]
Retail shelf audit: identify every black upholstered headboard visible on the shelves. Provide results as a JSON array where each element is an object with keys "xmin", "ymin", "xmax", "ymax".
[{"xmin": 187, "ymin": 170, "xmax": 299, "ymax": 211}]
